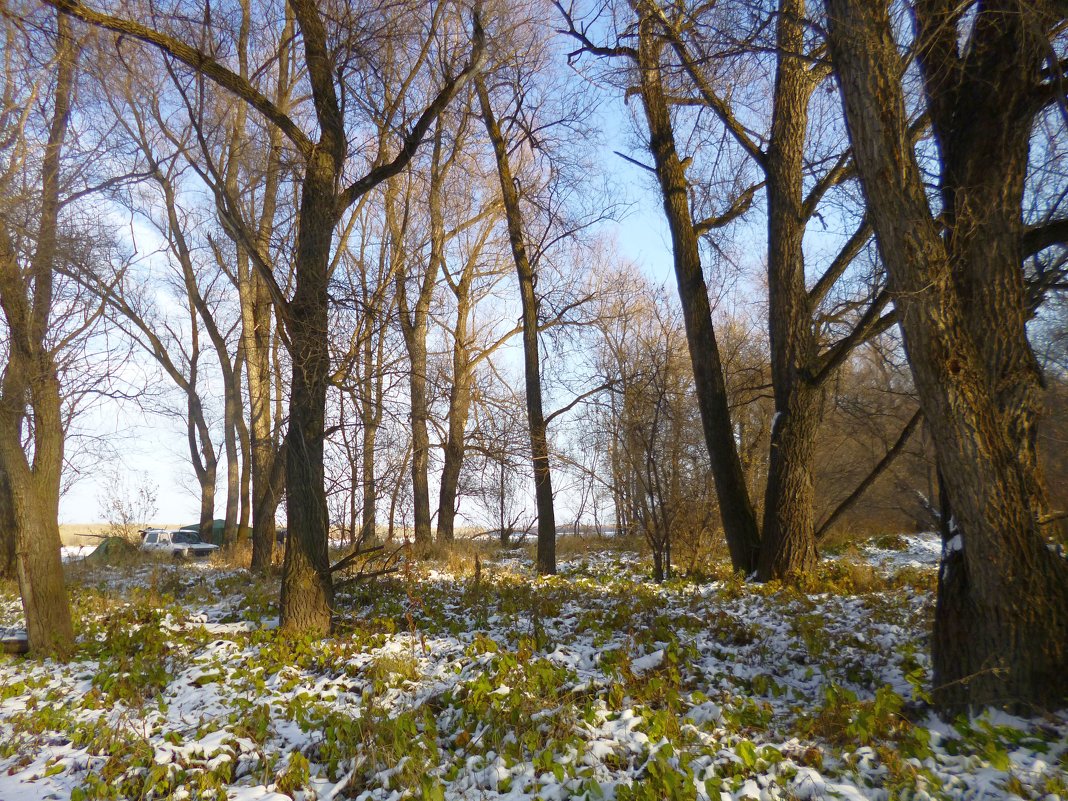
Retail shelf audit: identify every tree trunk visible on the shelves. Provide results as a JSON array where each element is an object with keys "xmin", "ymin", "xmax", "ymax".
[
  {"xmin": 0, "ymin": 366, "xmax": 74, "ymax": 659},
  {"xmin": 436, "ymin": 279, "xmax": 474, "ymax": 544},
  {"xmin": 406, "ymin": 349, "xmax": 433, "ymax": 547},
  {"xmin": 10, "ymin": 466, "xmax": 72, "ymax": 658},
  {"xmin": 476, "ymin": 78, "xmax": 557, "ymax": 575},
  {"xmin": 222, "ymin": 380, "xmax": 241, "ymax": 545},
  {"xmin": 498, "ymin": 456, "xmax": 510, "ymax": 547},
  {"xmin": 234, "ymin": 3, "xmax": 288, "ymax": 574},
  {"xmin": 279, "ymin": 159, "xmax": 337, "ymax": 636},
  {"xmin": 187, "ymin": 390, "xmax": 217, "ymax": 537},
  {"xmin": 0, "ymin": 468, "xmax": 15, "ymax": 581},
  {"xmin": 635, "ymin": 22, "xmax": 761, "ymax": 574},
  {"xmin": 359, "ymin": 342, "xmax": 380, "ymax": 545},
  {"xmin": 826, "ymin": 0, "xmax": 1068, "ymax": 713},
  {"xmin": 913, "ymin": 0, "xmax": 1049, "ymax": 523},
  {"xmin": 0, "ymin": 12, "xmax": 77, "ymax": 658},
  {"xmin": 247, "ymin": 306, "xmax": 280, "ymax": 572},
  {"xmin": 237, "ymin": 407, "xmax": 251, "ymax": 538},
  {"xmin": 0, "ymin": 375, "xmax": 70, "ymax": 657},
  {"xmin": 758, "ymin": 0, "xmax": 821, "ymax": 580},
  {"xmin": 389, "ymin": 172, "xmax": 436, "ymax": 549}
]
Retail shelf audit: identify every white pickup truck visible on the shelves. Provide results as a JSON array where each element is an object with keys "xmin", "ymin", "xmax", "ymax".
[{"xmin": 140, "ymin": 529, "xmax": 220, "ymax": 559}]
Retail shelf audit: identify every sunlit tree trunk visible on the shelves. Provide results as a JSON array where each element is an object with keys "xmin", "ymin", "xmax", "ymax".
[
  {"xmin": 477, "ymin": 77, "xmax": 557, "ymax": 575},
  {"xmin": 758, "ymin": 0, "xmax": 821, "ymax": 580},
  {"xmin": 827, "ymin": 0, "xmax": 1068, "ymax": 713},
  {"xmin": 0, "ymin": 12, "xmax": 77, "ymax": 658},
  {"xmin": 634, "ymin": 22, "xmax": 761, "ymax": 574}
]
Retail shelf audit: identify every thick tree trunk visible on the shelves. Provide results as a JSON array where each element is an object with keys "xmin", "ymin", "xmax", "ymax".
[
  {"xmin": 914, "ymin": 0, "xmax": 1049, "ymax": 523},
  {"xmin": 635, "ymin": 23, "xmax": 761, "ymax": 574},
  {"xmin": 12, "ymin": 477, "xmax": 72, "ymax": 657},
  {"xmin": 827, "ymin": 0, "xmax": 1068, "ymax": 713},
  {"xmin": 0, "ymin": 13, "xmax": 76, "ymax": 658},
  {"xmin": 760, "ymin": 390, "xmax": 821, "ymax": 579},
  {"xmin": 477, "ymin": 78, "xmax": 557, "ymax": 575},
  {"xmin": 0, "ymin": 368, "xmax": 74, "ymax": 659},
  {"xmin": 199, "ymin": 476, "xmax": 215, "ymax": 535},
  {"xmin": 279, "ymin": 160, "xmax": 336, "ymax": 636},
  {"xmin": 759, "ymin": 0, "xmax": 821, "ymax": 580}
]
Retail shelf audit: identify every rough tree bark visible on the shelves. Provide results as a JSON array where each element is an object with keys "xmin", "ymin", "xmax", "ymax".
[
  {"xmin": 389, "ymin": 167, "xmax": 437, "ymax": 549},
  {"xmin": 436, "ymin": 250, "xmax": 476, "ymax": 544},
  {"xmin": 0, "ymin": 468, "xmax": 14, "ymax": 581},
  {"xmin": 0, "ymin": 12, "xmax": 77, "ymax": 658},
  {"xmin": 49, "ymin": 0, "xmax": 486, "ymax": 634},
  {"xmin": 476, "ymin": 76, "xmax": 558, "ymax": 575},
  {"xmin": 633, "ymin": 19, "xmax": 762, "ymax": 574},
  {"xmin": 758, "ymin": 0, "xmax": 821, "ymax": 580},
  {"xmin": 826, "ymin": 0, "xmax": 1068, "ymax": 713},
  {"xmin": 357, "ymin": 275, "xmax": 389, "ymax": 546}
]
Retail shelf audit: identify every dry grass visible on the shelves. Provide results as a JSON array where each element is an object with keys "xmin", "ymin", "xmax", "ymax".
[
  {"xmin": 520, "ymin": 532, "xmax": 648, "ymax": 563},
  {"xmin": 58, "ymin": 524, "xmax": 109, "ymax": 547},
  {"xmin": 210, "ymin": 538, "xmax": 255, "ymax": 570},
  {"xmin": 417, "ymin": 538, "xmax": 502, "ymax": 576},
  {"xmin": 817, "ymin": 520, "xmax": 920, "ymax": 555}
]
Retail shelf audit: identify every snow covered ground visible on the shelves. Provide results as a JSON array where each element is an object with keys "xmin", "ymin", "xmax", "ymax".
[
  {"xmin": 0, "ymin": 534, "xmax": 1064, "ymax": 800},
  {"xmin": 60, "ymin": 545, "xmax": 97, "ymax": 563}
]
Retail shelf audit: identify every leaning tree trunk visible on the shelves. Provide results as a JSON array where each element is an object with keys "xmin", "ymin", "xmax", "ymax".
[
  {"xmin": 635, "ymin": 23, "xmax": 761, "ymax": 574},
  {"xmin": 477, "ymin": 78, "xmax": 557, "ymax": 575},
  {"xmin": 436, "ymin": 371, "xmax": 473, "ymax": 544},
  {"xmin": 758, "ymin": 0, "xmax": 821, "ymax": 581},
  {"xmin": 826, "ymin": 0, "xmax": 1068, "ymax": 713}
]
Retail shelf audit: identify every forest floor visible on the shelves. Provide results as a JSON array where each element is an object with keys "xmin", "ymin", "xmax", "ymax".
[{"xmin": 0, "ymin": 534, "xmax": 1065, "ymax": 801}]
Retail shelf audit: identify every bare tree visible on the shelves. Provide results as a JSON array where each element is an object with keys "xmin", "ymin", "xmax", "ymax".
[
  {"xmin": 825, "ymin": 0, "xmax": 1068, "ymax": 712},
  {"xmin": 0, "ymin": 7, "xmax": 78, "ymax": 657},
  {"xmin": 49, "ymin": 0, "xmax": 487, "ymax": 633},
  {"xmin": 476, "ymin": 76, "xmax": 559, "ymax": 574},
  {"xmin": 559, "ymin": 0, "xmax": 902, "ymax": 580}
]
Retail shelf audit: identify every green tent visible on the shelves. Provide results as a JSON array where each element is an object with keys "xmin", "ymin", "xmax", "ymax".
[{"xmin": 84, "ymin": 536, "xmax": 139, "ymax": 566}]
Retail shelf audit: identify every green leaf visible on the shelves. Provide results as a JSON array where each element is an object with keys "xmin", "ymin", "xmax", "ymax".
[{"xmin": 735, "ymin": 739, "xmax": 757, "ymax": 770}]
